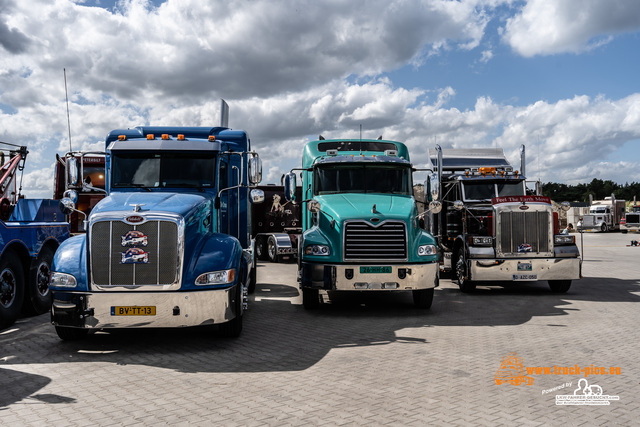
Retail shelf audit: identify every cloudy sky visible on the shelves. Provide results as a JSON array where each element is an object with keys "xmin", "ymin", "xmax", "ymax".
[{"xmin": 1, "ymin": 0, "xmax": 640, "ymax": 198}]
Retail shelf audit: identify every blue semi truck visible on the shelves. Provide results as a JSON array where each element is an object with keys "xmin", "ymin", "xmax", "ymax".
[
  {"xmin": 49, "ymin": 125, "xmax": 263, "ymax": 340},
  {"xmin": 0, "ymin": 143, "xmax": 70, "ymax": 329}
]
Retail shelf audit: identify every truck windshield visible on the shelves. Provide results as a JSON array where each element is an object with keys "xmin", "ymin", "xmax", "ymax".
[
  {"xmin": 112, "ymin": 151, "xmax": 216, "ymax": 189},
  {"xmin": 314, "ymin": 165, "xmax": 412, "ymax": 195},
  {"xmin": 463, "ymin": 181, "xmax": 525, "ymax": 201}
]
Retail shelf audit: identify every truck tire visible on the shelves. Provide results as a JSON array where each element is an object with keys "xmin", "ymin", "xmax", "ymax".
[
  {"xmin": 267, "ymin": 235, "xmax": 280, "ymax": 263},
  {"xmin": 219, "ymin": 284, "xmax": 243, "ymax": 337},
  {"xmin": 600, "ymin": 223, "xmax": 608, "ymax": 232},
  {"xmin": 412, "ymin": 288, "xmax": 434, "ymax": 309},
  {"xmin": 302, "ymin": 288, "xmax": 320, "ymax": 309},
  {"xmin": 0, "ymin": 250, "xmax": 25, "ymax": 329},
  {"xmin": 55, "ymin": 326, "xmax": 89, "ymax": 341},
  {"xmin": 548, "ymin": 280, "xmax": 571, "ymax": 293},
  {"xmin": 255, "ymin": 237, "xmax": 267, "ymax": 261},
  {"xmin": 24, "ymin": 246, "xmax": 54, "ymax": 315},
  {"xmin": 455, "ymin": 251, "xmax": 476, "ymax": 293}
]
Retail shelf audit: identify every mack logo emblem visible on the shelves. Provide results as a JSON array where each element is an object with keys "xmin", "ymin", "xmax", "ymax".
[
  {"xmin": 125, "ymin": 215, "xmax": 144, "ymax": 224},
  {"xmin": 121, "ymin": 247, "xmax": 149, "ymax": 264},
  {"xmin": 121, "ymin": 230, "xmax": 148, "ymax": 247}
]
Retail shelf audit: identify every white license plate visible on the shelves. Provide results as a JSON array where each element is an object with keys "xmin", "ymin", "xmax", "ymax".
[{"xmin": 513, "ymin": 274, "xmax": 537, "ymax": 281}]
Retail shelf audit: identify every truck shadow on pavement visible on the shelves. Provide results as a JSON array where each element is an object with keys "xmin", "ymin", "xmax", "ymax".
[{"xmin": 1, "ymin": 275, "xmax": 638, "ymax": 408}]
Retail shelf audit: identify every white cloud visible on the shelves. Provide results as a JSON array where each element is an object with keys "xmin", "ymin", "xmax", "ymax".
[{"xmin": 503, "ymin": 0, "xmax": 640, "ymax": 56}]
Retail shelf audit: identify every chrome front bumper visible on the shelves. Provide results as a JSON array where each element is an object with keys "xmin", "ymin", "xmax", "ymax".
[
  {"xmin": 300, "ymin": 262, "xmax": 439, "ymax": 291},
  {"xmin": 51, "ymin": 285, "xmax": 240, "ymax": 329},
  {"xmin": 469, "ymin": 258, "xmax": 581, "ymax": 281}
]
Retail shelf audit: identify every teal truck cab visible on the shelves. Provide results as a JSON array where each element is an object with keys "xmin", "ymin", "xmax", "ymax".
[
  {"xmin": 285, "ymin": 138, "xmax": 439, "ymax": 309},
  {"xmin": 49, "ymin": 126, "xmax": 263, "ymax": 340}
]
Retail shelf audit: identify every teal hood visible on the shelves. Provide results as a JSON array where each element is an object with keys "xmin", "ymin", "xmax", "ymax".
[{"xmin": 316, "ymin": 193, "xmax": 416, "ymax": 224}]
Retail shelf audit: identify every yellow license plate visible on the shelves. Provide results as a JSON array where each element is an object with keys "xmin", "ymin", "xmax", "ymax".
[{"xmin": 111, "ymin": 306, "xmax": 156, "ymax": 316}]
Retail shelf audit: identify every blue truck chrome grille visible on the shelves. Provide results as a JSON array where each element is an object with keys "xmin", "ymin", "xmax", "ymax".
[
  {"xmin": 91, "ymin": 220, "xmax": 179, "ymax": 286},
  {"xmin": 498, "ymin": 211, "xmax": 550, "ymax": 255},
  {"xmin": 344, "ymin": 220, "xmax": 407, "ymax": 261}
]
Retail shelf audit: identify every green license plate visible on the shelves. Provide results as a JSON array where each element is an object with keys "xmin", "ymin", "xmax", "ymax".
[{"xmin": 360, "ymin": 266, "xmax": 392, "ymax": 274}]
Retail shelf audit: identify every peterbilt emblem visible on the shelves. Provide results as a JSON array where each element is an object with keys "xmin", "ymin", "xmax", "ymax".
[
  {"xmin": 518, "ymin": 243, "xmax": 533, "ymax": 253},
  {"xmin": 125, "ymin": 215, "xmax": 145, "ymax": 224},
  {"xmin": 121, "ymin": 247, "xmax": 149, "ymax": 264},
  {"xmin": 121, "ymin": 230, "xmax": 148, "ymax": 247},
  {"xmin": 519, "ymin": 205, "xmax": 529, "ymax": 210}
]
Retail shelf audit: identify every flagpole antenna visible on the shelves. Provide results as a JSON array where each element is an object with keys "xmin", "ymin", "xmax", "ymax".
[{"xmin": 64, "ymin": 68, "xmax": 72, "ymax": 152}]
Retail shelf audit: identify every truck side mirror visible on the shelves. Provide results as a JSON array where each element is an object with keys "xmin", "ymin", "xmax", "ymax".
[
  {"xmin": 428, "ymin": 201, "xmax": 442, "ymax": 214},
  {"xmin": 63, "ymin": 189, "xmax": 79, "ymax": 204},
  {"xmin": 66, "ymin": 157, "xmax": 80, "ymax": 186},
  {"xmin": 250, "ymin": 189, "xmax": 265, "ymax": 204},
  {"xmin": 284, "ymin": 172, "xmax": 296, "ymax": 202},
  {"xmin": 426, "ymin": 172, "xmax": 439, "ymax": 201},
  {"xmin": 248, "ymin": 155, "xmax": 262, "ymax": 185},
  {"xmin": 560, "ymin": 201, "xmax": 571, "ymax": 212},
  {"xmin": 59, "ymin": 197, "xmax": 76, "ymax": 215}
]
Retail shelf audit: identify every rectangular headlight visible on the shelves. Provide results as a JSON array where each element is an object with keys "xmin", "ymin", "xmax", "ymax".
[
  {"xmin": 418, "ymin": 245, "xmax": 437, "ymax": 256},
  {"xmin": 472, "ymin": 236, "xmax": 493, "ymax": 246},
  {"xmin": 195, "ymin": 269, "xmax": 236, "ymax": 286},
  {"xmin": 49, "ymin": 272, "xmax": 77, "ymax": 288},
  {"xmin": 554, "ymin": 235, "xmax": 575, "ymax": 245}
]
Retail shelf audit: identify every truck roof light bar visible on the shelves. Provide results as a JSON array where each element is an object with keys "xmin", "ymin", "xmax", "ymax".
[
  {"xmin": 161, "ymin": 134, "xmax": 170, "ymax": 140},
  {"xmin": 208, "ymin": 135, "xmax": 216, "ymax": 142},
  {"xmin": 177, "ymin": 134, "xmax": 185, "ymax": 141},
  {"xmin": 146, "ymin": 134, "xmax": 155, "ymax": 140},
  {"xmin": 118, "ymin": 135, "xmax": 126, "ymax": 141}
]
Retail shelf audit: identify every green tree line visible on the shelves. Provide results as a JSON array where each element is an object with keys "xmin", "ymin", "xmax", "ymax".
[{"xmin": 542, "ymin": 179, "xmax": 640, "ymax": 203}]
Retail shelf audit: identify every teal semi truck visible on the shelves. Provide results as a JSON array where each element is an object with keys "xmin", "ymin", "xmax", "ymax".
[{"xmin": 284, "ymin": 137, "xmax": 439, "ymax": 309}]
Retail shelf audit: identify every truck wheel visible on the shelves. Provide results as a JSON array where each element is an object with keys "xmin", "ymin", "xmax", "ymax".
[
  {"xmin": 267, "ymin": 236, "xmax": 280, "ymax": 263},
  {"xmin": 255, "ymin": 237, "xmax": 267, "ymax": 261},
  {"xmin": 0, "ymin": 250, "xmax": 25, "ymax": 329},
  {"xmin": 24, "ymin": 246, "xmax": 54, "ymax": 315},
  {"xmin": 455, "ymin": 251, "xmax": 476, "ymax": 293},
  {"xmin": 55, "ymin": 326, "xmax": 89, "ymax": 341},
  {"xmin": 548, "ymin": 280, "xmax": 571, "ymax": 293},
  {"xmin": 412, "ymin": 288, "xmax": 434, "ymax": 309},
  {"xmin": 219, "ymin": 284, "xmax": 243, "ymax": 337},
  {"xmin": 600, "ymin": 223, "xmax": 608, "ymax": 232},
  {"xmin": 302, "ymin": 288, "xmax": 320, "ymax": 309}
]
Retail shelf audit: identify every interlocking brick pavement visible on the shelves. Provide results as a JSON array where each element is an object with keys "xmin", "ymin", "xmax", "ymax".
[{"xmin": 1, "ymin": 232, "xmax": 638, "ymax": 425}]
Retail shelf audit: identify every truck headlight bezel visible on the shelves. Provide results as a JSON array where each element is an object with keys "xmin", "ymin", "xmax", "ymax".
[
  {"xmin": 195, "ymin": 269, "xmax": 236, "ymax": 286},
  {"xmin": 304, "ymin": 245, "xmax": 330, "ymax": 256},
  {"xmin": 417, "ymin": 245, "xmax": 437, "ymax": 256},
  {"xmin": 49, "ymin": 272, "xmax": 77, "ymax": 288}
]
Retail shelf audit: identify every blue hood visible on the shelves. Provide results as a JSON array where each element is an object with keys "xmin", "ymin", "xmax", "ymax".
[{"xmin": 92, "ymin": 192, "xmax": 210, "ymax": 218}]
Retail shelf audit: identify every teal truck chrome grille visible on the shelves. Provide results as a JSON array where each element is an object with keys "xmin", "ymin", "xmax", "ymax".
[
  {"xmin": 91, "ymin": 220, "xmax": 179, "ymax": 286},
  {"xmin": 343, "ymin": 220, "xmax": 407, "ymax": 261},
  {"xmin": 498, "ymin": 211, "xmax": 550, "ymax": 255}
]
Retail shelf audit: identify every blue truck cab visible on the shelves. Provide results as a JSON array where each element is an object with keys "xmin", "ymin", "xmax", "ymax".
[
  {"xmin": 49, "ymin": 126, "xmax": 263, "ymax": 339},
  {"xmin": 284, "ymin": 138, "xmax": 439, "ymax": 309},
  {"xmin": 0, "ymin": 144, "xmax": 69, "ymax": 329}
]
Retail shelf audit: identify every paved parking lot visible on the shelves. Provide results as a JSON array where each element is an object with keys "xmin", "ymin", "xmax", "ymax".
[{"xmin": 1, "ymin": 232, "xmax": 639, "ymax": 426}]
